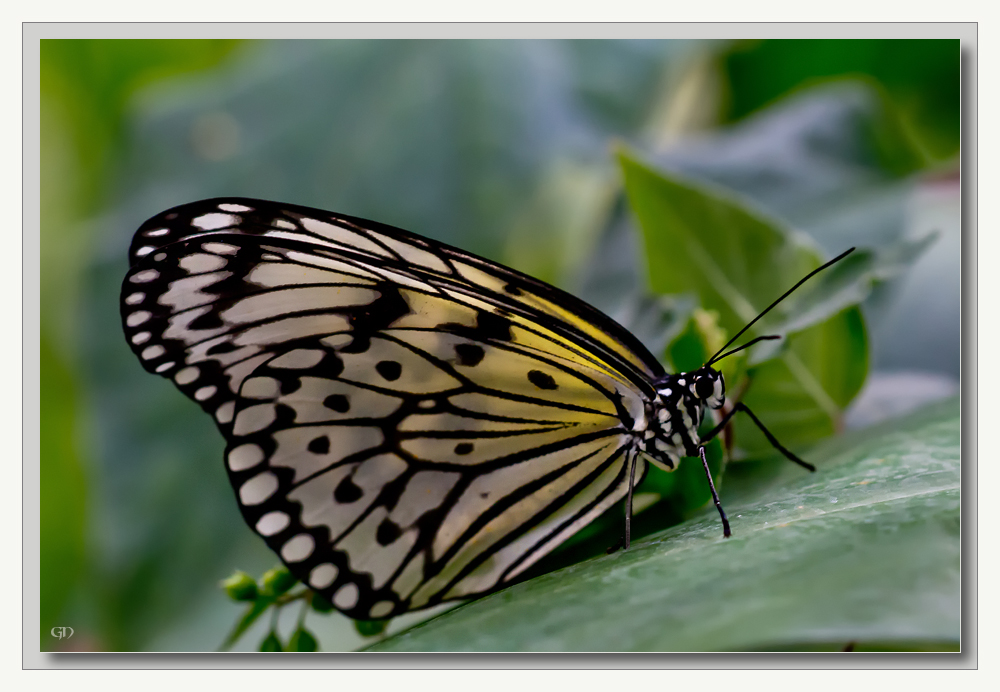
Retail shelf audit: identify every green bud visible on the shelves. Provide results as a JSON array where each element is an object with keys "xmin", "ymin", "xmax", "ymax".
[
  {"xmin": 259, "ymin": 631, "xmax": 283, "ymax": 652},
  {"xmin": 354, "ymin": 619, "xmax": 389, "ymax": 638},
  {"xmin": 288, "ymin": 627, "xmax": 318, "ymax": 652},
  {"xmin": 220, "ymin": 571, "xmax": 259, "ymax": 602},
  {"xmin": 260, "ymin": 566, "xmax": 297, "ymax": 597},
  {"xmin": 310, "ymin": 593, "xmax": 335, "ymax": 613}
]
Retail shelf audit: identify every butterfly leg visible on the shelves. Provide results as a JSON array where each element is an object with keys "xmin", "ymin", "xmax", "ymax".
[
  {"xmin": 699, "ymin": 445, "xmax": 731, "ymax": 538},
  {"xmin": 607, "ymin": 450, "xmax": 640, "ymax": 554},
  {"xmin": 702, "ymin": 402, "xmax": 815, "ymax": 472},
  {"xmin": 733, "ymin": 402, "xmax": 815, "ymax": 471}
]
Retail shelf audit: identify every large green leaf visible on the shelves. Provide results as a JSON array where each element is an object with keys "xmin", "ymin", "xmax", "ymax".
[
  {"xmin": 748, "ymin": 233, "xmax": 937, "ymax": 364},
  {"xmin": 591, "ymin": 81, "xmax": 958, "ymax": 379},
  {"xmin": 720, "ymin": 39, "xmax": 960, "ymax": 163},
  {"xmin": 618, "ymin": 151, "xmax": 868, "ymax": 455},
  {"xmin": 366, "ymin": 398, "xmax": 959, "ymax": 652}
]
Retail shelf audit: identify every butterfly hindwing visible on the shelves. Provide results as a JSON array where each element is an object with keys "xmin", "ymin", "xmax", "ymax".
[{"xmin": 226, "ymin": 333, "xmax": 645, "ymax": 618}]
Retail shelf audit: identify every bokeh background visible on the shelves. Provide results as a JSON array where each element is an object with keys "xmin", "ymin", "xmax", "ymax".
[{"xmin": 39, "ymin": 38, "xmax": 961, "ymax": 652}]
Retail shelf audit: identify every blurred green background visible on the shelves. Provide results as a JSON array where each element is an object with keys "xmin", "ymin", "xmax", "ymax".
[{"xmin": 39, "ymin": 38, "xmax": 961, "ymax": 652}]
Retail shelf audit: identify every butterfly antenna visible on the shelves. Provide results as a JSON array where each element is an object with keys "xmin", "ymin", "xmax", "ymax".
[
  {"xmin": 705, "ymin": 247, "xmax": 855, "ymax": 368},
  {"xmin": 708, "ymin": 334, "xmax": 781, "ymax": 365}
]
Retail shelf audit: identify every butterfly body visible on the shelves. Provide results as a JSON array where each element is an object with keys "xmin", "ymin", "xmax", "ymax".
[
  {"xmin": 121, "ymin": 198, "xmax": 835, "ymax": 620},
  {"xmin": 638, "ymin": 368, "xmax": 726, "ymax": 471}
]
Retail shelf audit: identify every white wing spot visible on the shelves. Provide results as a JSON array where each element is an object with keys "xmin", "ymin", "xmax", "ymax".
[
  {"xmin": 155, "ymin": 361, "xmax": 175, "ymax": 373},
  {"xmin": 194, "ymin": 385, "xmax": 217, "ymax": 401},
  {"xmin": 256, "ymin": 511, "xmax": 290, "ymax": 536},
  {"xmin": 274, "ymin": 219, "xmax": 297, "ymax": 230},
  {"xmin": 141, "ymin": 344, "xmax": 166, "ymax": 360},
  {"xmin": 201, "ymin": 242, "xmax": 239, "ymax": 255},
  {"xmin": 158, "ymin": 273, "xmax": 231, "ymax": 313},
  {"xmin": 192, "ymin": 213, "xmax": 238, "ymax": 230},
  {"xmin": 125, "ymin": 292, "xmax": 145, "ymax": 305},
  {"xmin": 418, "ymin": 400, "xmax": 435, "ymax": 409},
  {"xmin": 333, "ymin": 582, "xmax": 359, "ymax": 610},
  {"xmin": 130, "ymin": 270, "xmax": 159, "ymax": 284},
  {"xmin": 269, "ymin": 349, "xmax": 325, "ymax": 370},
  {"xmin": 180, "ymin": 253, "xmax": 228, "ymax": 274},
  {"xmin": 239, "ymin": 472, "xmax": 279, "ymax": 505},
  {"xmin": 131, "ymin": 332, "xmax": 151, "ymax": 345},
  {"xmin": 281, "ymin": 534, "xmax": 315, "ymax": 563},
  {"xmin": 320, "ymin": 334, "xmax": 353, "ymax": 349},
  {"xmin": 153, "ymin": 252, "xmax": 167, "ymax": 262},
  {"xmin": 125, "ymin": 310, "xmax": 152, "ymax": 327},
  {"xmin": 228, "ymin": 443, "xmax": 264, "ymax": 471},
  {"xmin": 144, "ymin": 228, "xmax": 170, "ymax": 237},
  {"xmin": 369, "ymin": 600, "xmax": 394, "ymax": 619},
  {"xmin": 136, "ymin": 246, "xmax": 155, "ymax": 257},
  {"xmin": 218, "ymin": 203, "xmax": 253, "ymax": 212},
  {"xmin": 215, "ymin": 401, "xmax": 235, "ymax": 424},
  {"xmin": 233, "ymin": 404, "xmax": 277, "ymax": 435},
  {"xmin": 309, "ymin": 563, "xmax": 338, "ymax": 589},
  {"xmin": 241, "ymin": 376, "xmax": 280, "ymax": 399},
  {"xmin": 174, "ymin": 366, "xmax": 199, "ymax": 385}
]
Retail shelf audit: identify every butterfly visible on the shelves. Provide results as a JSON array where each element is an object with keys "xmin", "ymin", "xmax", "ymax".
[{"xmin": 120, "ymin": 197, "xmax": 853, "ymax": 620}]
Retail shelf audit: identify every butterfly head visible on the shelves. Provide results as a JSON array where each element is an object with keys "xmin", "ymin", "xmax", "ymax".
[{"xmin": 689, "ymin": 366, "xmax": 726, "ymax": 410}]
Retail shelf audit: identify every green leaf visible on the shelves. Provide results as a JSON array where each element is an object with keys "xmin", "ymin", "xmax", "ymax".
[
  {"xmin": 288, "ymin": 628, "xmax": 319, "ymax": 652},
  {"xmin": 618, "ymin": 150, "xmax": 868, "ymax": 455},
  {"xmin": 259, "ymin": 630, "xmax": 283, "ymax": 652},
  {"xmin": 720, "ymin": 39, "xmax": 959, "ymax": 163},
  {"xmin": 748, "ymin": 234, "xmax": 938, "ymax": 365},
  {"xmin": 607, "ymin": 291, "xmax": 694, "ymax": 370},
  {"xmin": 366, "ymin": 398, "xmax": 959, "ymax": 651}
]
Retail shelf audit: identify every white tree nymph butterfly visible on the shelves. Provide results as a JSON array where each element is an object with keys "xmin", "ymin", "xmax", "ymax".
[{"xmin": 121, "ymin": 198, "xmax": 853, "ymax": 620}]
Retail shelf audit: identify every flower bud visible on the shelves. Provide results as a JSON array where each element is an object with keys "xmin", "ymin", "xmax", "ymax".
[
  {"xmin": 260, "ymin": 566, "xmax": 297, "ymax": 597},
  {"xmin": 220, "ymin": 571, "xmax": 258, "ymax": 602},
  {"xmin": 354, "ymin": 619, "xmax": 388, "ymax": 638}
]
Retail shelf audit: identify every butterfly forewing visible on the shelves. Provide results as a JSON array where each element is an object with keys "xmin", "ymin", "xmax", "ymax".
[{"xmin": 120, "ymin": 198, "xmax": 660, "ymax": 617}]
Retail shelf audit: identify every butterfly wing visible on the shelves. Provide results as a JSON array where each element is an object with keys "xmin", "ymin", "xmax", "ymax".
[
  {"xmin": 228, "ymin": 334, "xmax": 643, "ymax": 618},
  {"xmin": 121, "ymin": 198, "xmax": 658, "ymax": 617}
]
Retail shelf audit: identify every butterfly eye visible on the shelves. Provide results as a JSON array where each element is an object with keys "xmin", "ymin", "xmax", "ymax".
[{"xmin": 694, "ymin": 377, "xmax": 715, "ymax": 400}]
